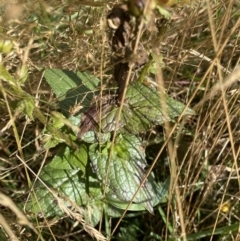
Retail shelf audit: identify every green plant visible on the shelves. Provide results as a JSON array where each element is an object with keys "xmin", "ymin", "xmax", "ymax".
[
  {"xmin": 23, "ymin": 63, "xmax": 194, "ymax": 238},
  {"xmin": 0, "ymin": 2, "xmax": 195, "ymax": 239},
  {"xmin": 1, "ymin": 1, "xmax": 239, "ymax": 240}
]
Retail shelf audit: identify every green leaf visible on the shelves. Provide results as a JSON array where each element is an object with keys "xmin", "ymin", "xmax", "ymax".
[
  {"xmin": 42, "ymin": 133, "xmax": 64, "ymax": 149},
  {"xmin": 49, "ymin": 112, "xmax": 65, "ymax": 129},
  {"xmin": 69, "ymin": 145, "xmax": 88, "ymax": 173},
  {"xmin": 79, "ymin": 81, "xmax": 195, "ymax": 137},
  {"xmin": 41, "ymin": 112, "xmax": 79, "ymax": 149},
  {"xmin": 44, "ymin": 69, "xmax": 100, "ymax": 114},
  {"xmin": 48, "ymin": 146, "xmax": 88, "ymax": 174},
  {"xmin": 76, "ymin": 71, "xmax": 99, "ymax": 90},
  {"xmin": 124, "ymin": 82, "xmax": 195, "ymax": 133},
  {"xmin": 0, "ymin": 64, "xmax": 16, "ymax": 85},
  {"xmin": 89, "ymin": 134, "xmax": 163, "ymax": 214},
  {"xmin": 78, "ymin": 102, "xmax": 127, "ymax": 138},
  {"xmin": 81, "ymin": 131, "xmax": 111, "ymax": 144},
  {"xmin": 17, "ymin": 97, "xmax": 35, "ymax": 120},
  {"xmin": 26, "ymin": 149, "xmax": 102, "ymax": 225},
  {"xmin": 106, "ymin": 176, "xmax": 169, "ymax": 213},
  {"xmin": 43, "ymin": 123, "xmax": 78, "ymax": 149}
]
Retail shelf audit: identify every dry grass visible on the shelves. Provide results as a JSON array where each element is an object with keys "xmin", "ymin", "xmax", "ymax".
[{"xmin": 0, "ymin": 0, "xmax": 240, "ymax": 240}]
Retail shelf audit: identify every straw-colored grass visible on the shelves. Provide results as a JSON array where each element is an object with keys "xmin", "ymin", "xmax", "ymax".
[{"xmin": 0, "ymin": 0, "xmax": 239, "ymax": 240}]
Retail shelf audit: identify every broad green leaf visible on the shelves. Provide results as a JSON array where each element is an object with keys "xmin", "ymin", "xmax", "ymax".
[
  {"xmin": 125, "ymin": 82, "xmax": 194, "ymax": 133},
  {"xmin": 78, "ymin": 102, "xmax": 127, "ymax": 138},
  {"xmin": 48, "ymin": 145, "xmax": 88, "ymax": 174},
  {"xmin": 76, "ymin": 71, "xmax": 99, "ymax": 90},
  {"xmin": 70, "ymin": 145, "xmax": 88, "ymax": 172},
  {"xmin": 81, "ymin": 131, "xmax": 111, "ymax": 144},
  {"xmin": 79, "ymin": 81, "xmax": 195, "ymax": 137},
  {"xmin": 44, "ymin": 69, "xmax": 100, "ymax": 114},
  {"xmin": 89, "ymin": 134, "xmax": 162, "ymax": 214},
  {"xmin": 83, "ymin": 200, "xmax": 102, "ymax": 227},
  {"xmin": 106, "ymin": 176, "xmax": 169, "ymax": 212},
  {"xmin": 104, "ymin": 203, "xmax": 126, "ymax": 218},
  {"xmin": 124, "ymin": 82, "xmax": 194, "ymax": 134},
  {"xmin": 26, "ymin": 153, "xmax": 102, "ymax": 225},
  {"xmin": 44, "ymin": 67, "xmax": 74, "ymax": 103}
]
